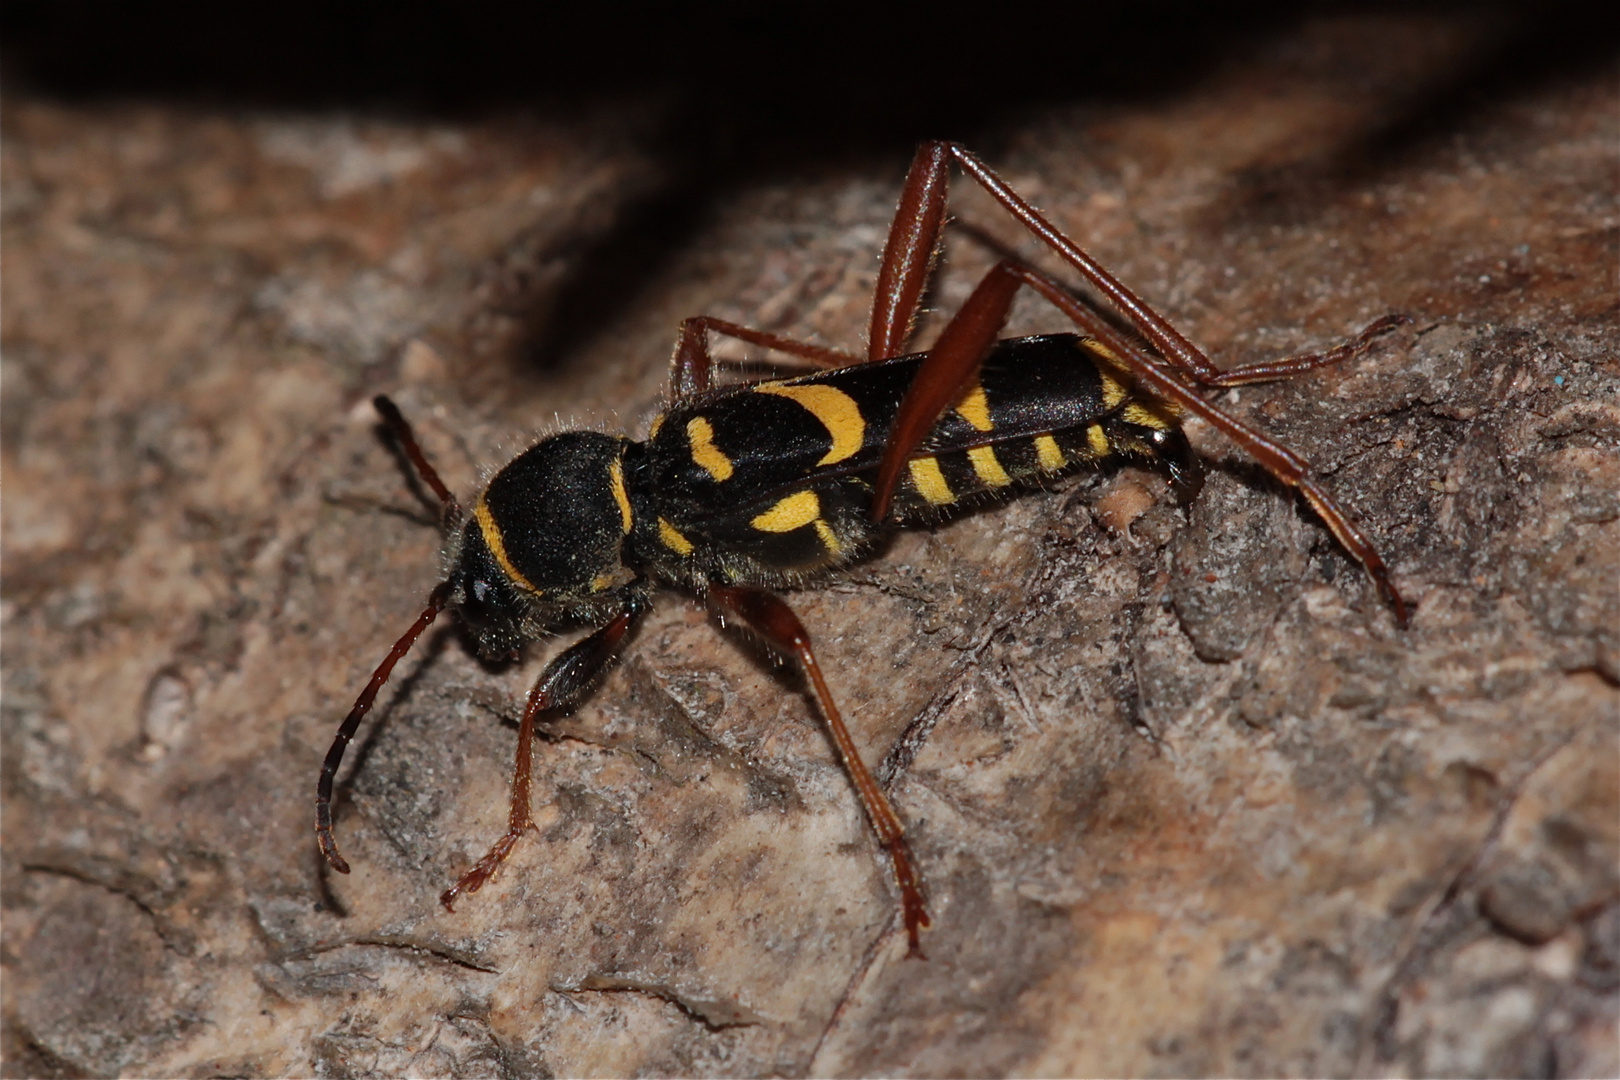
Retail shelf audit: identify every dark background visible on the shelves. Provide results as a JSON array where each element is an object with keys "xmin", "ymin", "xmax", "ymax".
[
  {"xmin": 7, "ymin": 1, "xmax": 1612, "ymax": 370},
  {"xmin": 6, "ymin": 2, "xmax": 1613, "ymax": 164}
]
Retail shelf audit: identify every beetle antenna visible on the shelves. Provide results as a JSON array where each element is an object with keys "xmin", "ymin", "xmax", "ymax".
[
  {"xmin": 374, "ymin": 394, "xmax": 461, "ymax": 522},
  {"xmin": 316, "ymin": 581, "xmax": 451, "ymax": 873}
]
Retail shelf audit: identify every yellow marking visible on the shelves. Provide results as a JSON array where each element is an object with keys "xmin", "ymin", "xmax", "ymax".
[
  {"xmin": 968, "ymin": 444, "xmax": 1012, "ymax": 486},
  {"xmin": 1081, "ymin": 336, "xmax": 1181, "ymax": 429},
  {"xmin": 658, "ymin": 517, "xmax": 694, "ymax": 555},
  {"xmin": 1098, "ymin": 368, "xmax": 1128, "ymax": 410},
  {"xmin": 1034, "ymin": 434, "xmax": 1065, "ymax": 471},
  {"xmin": 686, "ymin": 416, "xmax": 734, "ymax": 482},
  {"xmin": 590, "ymin": 573, "xmax": 615, "ymax": 593},
  {"xmin": 608, "ymin": 457, "xmax": 633, "ymax": 534},
  {"xmin": 755, "ymin": 382, "xmax": 866, "ymax": 465},
  {"xmin": 814, "ymin": 519, "xmax": 843, "ymax": 557},
  {"xmin": 474, "ymin": 499, "xmax": 542, "ymax": 595},
  {"xmin": 648, "ymin": 412, "xmax": 665, "ymax": 439},
  {"xmin": 954, "ymin": 383, "xmax": 993, "ymax": 432},
  {"xmin": 1085, "ymin": 337, "xmax": 1123, "ymax": 363},
  {"xmin": 750, "ymin": 489, "xmax": 821, "ymax": 532},
  {"xmin": 1087, "ymin": 424, "xmax": 1110, "ymax": 456},
  {"xmin": 1123, "ymin": 402, "xmax": 1174, "ymax": 430},
  {"xmin": 908, "ymin": 457, "xmax": 954, "ymax": 505}
]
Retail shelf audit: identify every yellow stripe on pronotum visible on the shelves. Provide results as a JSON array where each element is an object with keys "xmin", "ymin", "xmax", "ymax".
[
  {"xmin": 474, "ymin": 499, "xmax": 542, "ymax": 595},
  {"xmin": 608, "ymin": 457, "xmax": 633, "ymax": 533}
]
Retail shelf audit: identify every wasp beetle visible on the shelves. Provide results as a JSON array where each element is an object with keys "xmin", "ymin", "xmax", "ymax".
[{"xmin": 315, "ymin": 142, "xmax": 1407, "ymax": 957}]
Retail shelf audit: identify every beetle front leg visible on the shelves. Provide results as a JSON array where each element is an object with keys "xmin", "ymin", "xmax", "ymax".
[{"xmin": 440, "ymin": 596, "xmax": 645, "ymax": 909}]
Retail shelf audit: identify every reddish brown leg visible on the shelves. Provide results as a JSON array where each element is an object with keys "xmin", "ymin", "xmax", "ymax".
[
  {"xmin": 317, "ymin": 583, "xmax": 451, "ymax": 873},
  {"xmin": 888, "ymin": 142, "xmax": 1407, "ymax": 390},
  {"xmin": 867, "ymin": 144, "xmax": 1407, "ymax": 623},
  {"xmin": 373, "ymin": 394, "xmax": 461, "ymax": 521},
  {"xmin": 671, "ymin": 316, "xmax": 861, "ymax": 400},
  {"xmin": 1198, "ymin": 313, "xmax": 1411, "ymax": 387},
  {"xmin": 869, "ymin": 141, "xmax": 952, "ymax": 362},
  {"xmin": 869, "ymin": 261, "xmax": 1024, "ymax": 520},
  {"xmin": 705, "ymin": 583, "xmax": 931, "ymax": 958},
  {"xmin": 938, "ymin": 142, "xmax": 1218, "ymax": 380},
  {"xmin": 440, "ymin": 598, "xmax": 645, "ymax": 909},
  {"xmin": 866, "ymin": 253, "xmax": 1404, "ymax": 623}
]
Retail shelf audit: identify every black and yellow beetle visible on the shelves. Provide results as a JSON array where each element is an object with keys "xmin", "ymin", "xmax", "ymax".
[{"xmin": 315, "ymin": 142, "xmax": 1407, "ymax": 957}]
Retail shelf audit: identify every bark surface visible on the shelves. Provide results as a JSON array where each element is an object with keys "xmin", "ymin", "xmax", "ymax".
[{"xmin": 4, "ymin": 14, "xmax": 1616, "ymax": 1078}]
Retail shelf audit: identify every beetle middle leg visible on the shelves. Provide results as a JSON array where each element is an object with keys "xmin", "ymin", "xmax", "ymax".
[
  {"xmin": 440, "ymin": 594, "xmax": 647, "ymax": 910},
  {"xmin": 670, "ymin": 316, "xmax": 861, "ymax": 400}
]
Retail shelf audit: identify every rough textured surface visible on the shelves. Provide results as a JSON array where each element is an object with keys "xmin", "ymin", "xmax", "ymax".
[{"xmin": 4, "ymin": 13, "xmax": 1616, "ymax": 1079}]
